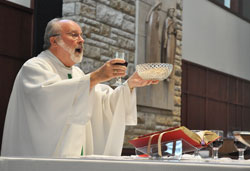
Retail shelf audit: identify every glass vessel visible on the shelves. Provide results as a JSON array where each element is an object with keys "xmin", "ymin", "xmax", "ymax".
[
  {"xmin": 233, "ymin": 131, "xmax": 250, "ymax": 160},
  {"xmin": 112, "ymin": 51, "xmax": 127, "ymax": 86},
  {"xmin": 209, "ymin": 130, "xmax": 224, "ymax": 159}
]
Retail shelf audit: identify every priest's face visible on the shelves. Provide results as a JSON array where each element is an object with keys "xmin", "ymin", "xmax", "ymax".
[
  {"xmin": 57, "ymin": 37, "xmax": 83, "ymax": 64},
  {"xmin": 57, "ymin": 20, "xmax": 84, "ymax": 65}
]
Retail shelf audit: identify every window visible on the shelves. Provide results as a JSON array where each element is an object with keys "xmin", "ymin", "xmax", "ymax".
[
  {"xmin": 209, "ymin": 0, "xmax": 250, "ymax": 23},
  {"xmin": 224, "ymin": 0, "xmax": 230, "ymax": 8}
]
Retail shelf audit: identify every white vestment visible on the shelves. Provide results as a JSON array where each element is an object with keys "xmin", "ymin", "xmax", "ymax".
[{"xmin": 1, "ymin": 50, "xmax": 137, "ymax": 158}]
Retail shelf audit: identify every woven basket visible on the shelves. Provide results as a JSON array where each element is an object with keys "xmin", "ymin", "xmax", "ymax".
[{"xmin": 136, "ymin": 63, "xmax": 173, "ymax": 80}]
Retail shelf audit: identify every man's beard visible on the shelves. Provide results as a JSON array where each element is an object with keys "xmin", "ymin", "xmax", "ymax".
[{"xmin": 57, "ymin": 39, "xmax": 83, "ymax": 64}]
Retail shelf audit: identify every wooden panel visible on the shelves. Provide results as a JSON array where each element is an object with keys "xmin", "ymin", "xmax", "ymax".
[
  {"xmin": 187, "ymin": 64, "xmax": 206, "ymax": 96},
  {"xmin": 242, "ymin": 107, "xmax": 250, "ymax": 130},
  {"xmin": 236, "ymin": 106, "xmax": 242, "ymax": 130},
  {"xmin": 228, "ymin": 77, "xmax": 236, "ymax": 104},
  {"xmin": 243, "ymin": 81, "xmax": 250, "ymax": 107},
  {"xmin": 181, "ymin": 61, "xmax": 188, "ymax": 126},
  {"xmin": 187, "ymin": 96, "xmax": 206, "ymax": 130},
  {"xmin": 181, "ymin": 61, "xmax": 187, "ymax": 92},
  {"xmin": 207, "ymin": 70, "xmax": 227, "ymax": 101},
  {"xmin": 181, "ymin": 94, "xmax": 187, "ymax": 126},
  {"xmin": 228, "ymin": 104, "xmax": 237, "ymax": 132},
  {"xmin": 182, "ymin": 60, "xmax": 250, "ymax": 136},
  {"xmin": 0, "ymin": 1, "xmax": 33, "ymax": 59},
  {"xmin": 237, "ymin": 80, "xmax": 243, "ymax": 104},
  {"xmin": 206, "ymin": 100, "xmax": 227, "ymax": 132}
]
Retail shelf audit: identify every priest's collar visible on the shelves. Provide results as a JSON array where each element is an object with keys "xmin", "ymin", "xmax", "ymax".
[{"xmin": 44, "ymin": 50, "xmax": 73, "ymax": 70}]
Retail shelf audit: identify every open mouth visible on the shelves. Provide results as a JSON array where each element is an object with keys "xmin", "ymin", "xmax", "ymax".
[{"xmin": 75, "ymin": 47, "xmax": 82, "ymax": 53}]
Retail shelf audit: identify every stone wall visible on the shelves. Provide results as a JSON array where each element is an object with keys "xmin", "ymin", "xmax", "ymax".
[
  {"xmin": 63, "ymin": 0, "xmax": 136, "ymax": 78},
  {"xmin": 62, "ymin": 0, "xmax": 183, "ymax": 149}
]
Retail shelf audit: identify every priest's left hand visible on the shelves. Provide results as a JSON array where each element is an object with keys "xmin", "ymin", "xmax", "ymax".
[{"xmin": 127, "ymin": 72, "xmax": 159, "ymax": 89}]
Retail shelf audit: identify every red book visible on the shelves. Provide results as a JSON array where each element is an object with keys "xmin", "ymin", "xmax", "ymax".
[{"xmin": 129, "ymin": 126, "xmax": 220, "ymax": 155}]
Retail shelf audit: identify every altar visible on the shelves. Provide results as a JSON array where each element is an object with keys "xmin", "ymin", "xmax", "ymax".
[{"xmin": 1, "ymin": 155, "xmax": 250, "ymax": 171}]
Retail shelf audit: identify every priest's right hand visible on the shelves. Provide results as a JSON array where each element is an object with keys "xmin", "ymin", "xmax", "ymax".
[{"xmin": 90, "ymin": 59, "xmax": 127, "ymax": 89}]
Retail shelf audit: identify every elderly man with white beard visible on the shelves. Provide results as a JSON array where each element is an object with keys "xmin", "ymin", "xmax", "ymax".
[{"xmin": 1, "ymin": 18, "xmax": 159, "ymax": 158}]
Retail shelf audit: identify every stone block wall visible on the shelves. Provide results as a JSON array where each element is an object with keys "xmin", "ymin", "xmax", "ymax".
[
  {"xmin": 63, "ymin": 0, "xmax": 136, "ymax": 78},
  {"xmin": 62, "ymin": 0, "xmax": 183, "ymax": 149}
]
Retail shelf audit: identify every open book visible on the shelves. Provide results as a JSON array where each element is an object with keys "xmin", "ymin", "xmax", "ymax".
[{"xmin": 129, "ymin": 126, "xmax": 220, "ymax": 151}]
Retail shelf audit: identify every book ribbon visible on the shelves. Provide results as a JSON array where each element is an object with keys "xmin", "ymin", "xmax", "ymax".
[
  {"xmin": 147, "ymin": 134, "xmax": 157, "ymax": 155},
  {"xmin": 158, "ymin": 132, "xmax": 166, "ymax": 157}
]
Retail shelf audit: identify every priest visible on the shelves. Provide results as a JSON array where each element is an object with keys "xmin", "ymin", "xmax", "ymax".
[{"xmin": 1, "ymin": 18, "xmax": 159, "ymax": 158}]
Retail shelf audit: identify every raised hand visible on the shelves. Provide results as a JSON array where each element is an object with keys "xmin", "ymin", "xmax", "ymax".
[
  {"xmin": 90, "ymin": 59, "xmax": 127, "ymax": 88},
  {"xmin": 127, "ymin": 72, "xmax": 159, "ymax": 89}
]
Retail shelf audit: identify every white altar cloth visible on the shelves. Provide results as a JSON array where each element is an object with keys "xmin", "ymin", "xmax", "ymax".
[{"xmin": 1, "ymin": 155, "xmax": 250, "ymax": 171}]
